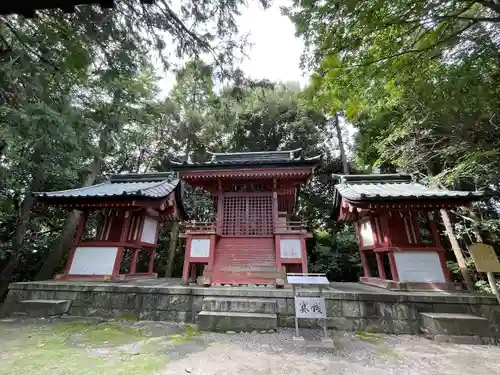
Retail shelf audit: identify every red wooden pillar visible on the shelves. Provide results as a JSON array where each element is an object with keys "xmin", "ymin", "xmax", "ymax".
[
  {"xmin": 190, "ymin": 263, "xmax": 197, "ymax": 282},
  {"xmin": 207, "ymin": 234, "xmax": 216, "ymax": 272},
  {"xmin": 130, "ymin": 249, "xmax": 139, "ymax": 274},
  {"xmin": 438, "ymin": 250, "xmax": 451, "ymax": 281},
  {"xmin": 411, "ymin": 212, "xmax": 422, "ymax": 243},
  {"xmin": 360, "ymin": 251, "xmax": 370, "ymax": 277},
  {"xmin": 182, "ymin": 235, "xmax": 192, "ymax": 283},
  {"xmin": 388, "ymin": 252, "xmax": 399, "ymax": 281},
  {"xmin": 375, "ymin": 252, "xmax": 386, "ymax": 279},
  {"xmin": 300, "ymin": 237, "xmax": 308, "ymax": 273},
  {"xmin": 63, "ymin": 210, "xmax": 88, "ymax": 275},
  {"xmin": 272, "ymin": 191, "xmax": 282, "ymax": 272},
  {"xmin": 380, "ymin": 214, "xmax": 392, "ymax": 247},
  {"xmin": 274, "ymin": 235, "xmax": 282, "ymax": 273},
  {"xmin": 216, "ymin": 190, "xmax": 224, "ymax": 236},
  {"xmin": 429, "ymin": 211, "xmax": 450, "ymax": 281},
  {"xmin": 148, "ymin": 248, "xmax": 156, "ymax": 274},
  {"xmin": 429, "ymin": 211, "xmax": 441, "ymax": 247},
  {"xmin": 112, "ymin": 210, "xmax": 131, "ymax": 277},
  {"xmin": 355, "ymin": 221, "xmax": 370, "ymax": 277}
]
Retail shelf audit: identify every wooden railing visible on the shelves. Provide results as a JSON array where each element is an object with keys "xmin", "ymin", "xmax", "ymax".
[
  {"xmin": 181, "ymin": 220, "xmax": 309, "ymax": 236},
  {"xmin": 274, "ymin": 221, "xmax": 308, "ymax": 233},
  {"xmin": 182, "ymin": 222, "xmax": 216, "ymax": 235}
]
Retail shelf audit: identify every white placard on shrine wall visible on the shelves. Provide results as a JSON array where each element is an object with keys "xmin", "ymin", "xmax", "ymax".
[
  {"xmin": 280, "ymin": 238, "xmax": 301, "ymax": 259},
  {"xmin": 360, "ymin": 219, "xmax": 374, "ymax": 246},
  {"xmin": 190, "ymin": 239, "xmax": 210, "ymax": 258},
  {"xmin": 69, "ymin": 246, "xmax": 118, "ymax": 275},
  {"xmin": 394, "ymin": 251, "xmax": 445, "ymax": 283},
  {"xmin": 141, "ymin": 217, "xmax": 158, "ymax": 244},
  {"xmin": 294, "ymin": 297, "xmax": 326, "ymax": 319}
]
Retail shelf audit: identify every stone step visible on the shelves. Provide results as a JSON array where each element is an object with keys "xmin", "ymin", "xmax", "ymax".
[
  {"xmin": 420, "ymin": 312, "xmax": 493, "ymax": 344},
  {"xmin": 217, "ymin": 266, "xmax": 278, "ymax": 272},
  {"xmin": 212, "ymin": 271, "xmax": 281, "ymax": 279},
  {"xmin": 19, "ymin": 299, "xmax": 72, "ymax": 317},
  {"xmin": 197, "ymin": 311, "xmax": 277, "ymax": 332},
  {"xmin": 202, "ymin": 297, "xmax": 277, "ymax": 314}
]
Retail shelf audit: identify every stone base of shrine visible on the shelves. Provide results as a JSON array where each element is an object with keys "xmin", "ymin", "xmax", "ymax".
[
  {"xmin": 360, "ymin": 277, "xmax": 458, "ymax": 292},
  {"xmin": 3, "ymin": 279, "xmax": 500, "ymax": 337},
  {"xmin": 54, "ymin": 273, "xmax": 158, "ymax": 281}
]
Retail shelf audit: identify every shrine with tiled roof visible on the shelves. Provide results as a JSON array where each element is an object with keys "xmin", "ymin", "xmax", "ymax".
[
  {"xmin": 169, "ymin": 149, "xmax": 321, "ymax": 286},
  {"xmin": 35, "ymin": 172, "xmax": 185, "ymax": 281},
  {"xmin": 333, "ymin": 174, "xmax": 482, "ymax": 291}
]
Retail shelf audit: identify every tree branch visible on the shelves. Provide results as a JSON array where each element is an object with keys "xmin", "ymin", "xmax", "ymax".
[
  {"xmin": 472, "ymin": 0, "xmax": 500, "ymax": 15},
  {"xmin": 356, "ymin": 20, "xmax": 478, "ymax": 67},
  {"xmin": 1, "ymin": 19, "xmax": 59, "ymax": 70}
]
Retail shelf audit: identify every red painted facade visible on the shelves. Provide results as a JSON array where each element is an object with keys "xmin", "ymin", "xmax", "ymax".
[
  {"xmin": 340, "ymin": 198, "xmax": 469, "ymax": 291},
  {"xmin": 176, "ymin": 159, "xmax": 316, "ymax": 286},
  {"xmin": 37, "ymin": 174, "xmax": 185, "ymax": 281}
]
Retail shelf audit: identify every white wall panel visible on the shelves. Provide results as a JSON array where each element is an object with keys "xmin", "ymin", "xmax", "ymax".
[
  {"xmin": 360, "ymin": 219, "xmax": 374, "ymax": 246},
  {"xmin": 141, "ymin": 217, "xmax": 158, "ymax": 244},
  {"xmin": 280, "ymin": 239, "xmax": 301, "ymax": 259},
  {"xmin": 394, "ymin": 251, "xmax": 445, "ymax": 283},
  {"xmin": 190, "ymin": 239, "xmax": 210, "ymax": 257},
  {"xmin": 69, "ymin": 247, "xmax": 118, "ymax": 275}
]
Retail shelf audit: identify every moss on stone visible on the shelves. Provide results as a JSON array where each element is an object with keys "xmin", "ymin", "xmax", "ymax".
[
  {"xmin": 355, "ymin": 329, "xmax": 381, "ymax": 344},
  {"xmin": 0, "ymin": 321, "xmax": 168, "ymax": 375}
]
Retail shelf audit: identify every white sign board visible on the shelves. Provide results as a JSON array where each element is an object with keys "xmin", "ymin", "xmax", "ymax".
[
  {"xmin": 394, "ymin": 252, "xmax": 445, "ymax": 283},
  {"xmin": 280, "ymin": 239, "xmax": 301, "ymax": 259},
  {"xmin": 190, "ymin": 239, "xmax": 210, "ymax": 258},
  {"xmin": 294, "ymin": 297, "xmax": 326, "ymax": 319},
  {"xmin": 141, "ymin": 217, "xmax": 158, "ymax": 244},
  {"xmin": 69, "ymin": 246, "xmax": 118, "ymax": 275},
  {"xmin": 287, "ymin": 275, "xmax": 329, "ymax": 285}
]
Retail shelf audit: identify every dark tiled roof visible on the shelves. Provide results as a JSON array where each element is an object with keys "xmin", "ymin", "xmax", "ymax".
[
  {"xmin": 169, "ymin": 149, "xmax": 321, "ymax": 170},
  {"xmin": 334, "ymin": 174, "xmax": 482, "ymax": 202},
  {"xmin": 36, "ymin": 173, "xmax": 179, "ymax": 199}
]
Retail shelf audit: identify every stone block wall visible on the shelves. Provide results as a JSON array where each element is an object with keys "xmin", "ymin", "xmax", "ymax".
[{"xmin": 3, "ymin": 281, "xmax": 500, "ymax": 336}]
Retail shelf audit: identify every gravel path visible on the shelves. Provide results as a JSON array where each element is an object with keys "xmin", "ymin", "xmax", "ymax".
[{"xmin": 160, "ymin": 328, "xmax": 500, "ymax": 375}]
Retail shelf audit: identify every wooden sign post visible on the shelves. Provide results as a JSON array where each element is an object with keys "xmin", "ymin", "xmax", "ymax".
[{"xmin": 468, "ymin": 243, "xmax": 500, "ymax": 304}]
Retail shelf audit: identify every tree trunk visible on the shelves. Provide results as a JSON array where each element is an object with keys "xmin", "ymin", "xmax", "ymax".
[
  {"xmin": 0, "ymin": 168, "xmax": 43, "ymax": 298},
  {"xmin": 34, "ymin": 158, "xmax": 101, "ymax": 281},
  {"xmin": 463, "ymin": 208, "xmax": 500, "ymax": 304},
  {"xmin": 333, "ymin": 112, "xmax": 349, "ymax": 174},
  {"xmin": 165, "ymin": 221, "xmax": 180, "ymax": 277},
  {"xmin": 440, "ymin": 208, "xmax": 475, "ymax": 291}
]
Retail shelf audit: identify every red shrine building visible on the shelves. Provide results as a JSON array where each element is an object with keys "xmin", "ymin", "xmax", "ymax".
[
  {"xmin": 333, "ymin": 174, "xmax": 482, "ymax": 291},
  {"xmin": 170, "ymin": 149, "xmax": 320, "ymax": 286},
  {"xmin": 36, "ymin": 173, "xmax": 185, "ymax": 280}
]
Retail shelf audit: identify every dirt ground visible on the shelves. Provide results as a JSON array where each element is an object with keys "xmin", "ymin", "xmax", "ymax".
[{"xmin": 1, "ymin": 317, "xmax": 500, "ymax": 375}]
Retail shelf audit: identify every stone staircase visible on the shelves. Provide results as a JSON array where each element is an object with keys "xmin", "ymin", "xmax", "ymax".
[
  {"xmin": 420, "ymin": 312, "xmax": 498, "ymax": 345},
  {"xmin": 209, "ymin": 238, "xmax": 282, "ymax": 285},
  {"xmin": 197, "ymin": 296, "xmax": 278, "ymax": 332}
]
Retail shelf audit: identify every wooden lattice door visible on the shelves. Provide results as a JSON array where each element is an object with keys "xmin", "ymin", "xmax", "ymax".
[{"xmin": 221, "ymin": 193, "xmax": 273, "ymax": 236}]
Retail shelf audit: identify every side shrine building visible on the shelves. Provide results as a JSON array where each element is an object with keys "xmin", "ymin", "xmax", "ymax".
[
  {"xmin": 333, "ymin": 174, "xmax": 482, "ymax": 291},
  {"xmin": 170, "ymin": 149, "xmax": 320, "ymax": 286},
  {"xmin": 35, "ymin": 173, "xmax": 185, "ymax": 280}
]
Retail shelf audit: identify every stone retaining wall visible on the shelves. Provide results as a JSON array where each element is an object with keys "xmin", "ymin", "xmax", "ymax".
[{"xmin": 3, "ymin": 281, "xmax": 500, "ymax": 335}]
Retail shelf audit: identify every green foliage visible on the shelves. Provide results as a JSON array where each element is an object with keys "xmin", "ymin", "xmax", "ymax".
[{"xmin": 308, "ymin": 226, "xmax": 361, "ymax": 281}]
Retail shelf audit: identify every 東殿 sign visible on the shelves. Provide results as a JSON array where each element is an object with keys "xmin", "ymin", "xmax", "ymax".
[
  {"xmin": 468, "ymin": 243, "xmax": 500, "ymax": 273},
  {"xmin": 294, "ymin": 297, "xmax": 326, "ymax": 319}
]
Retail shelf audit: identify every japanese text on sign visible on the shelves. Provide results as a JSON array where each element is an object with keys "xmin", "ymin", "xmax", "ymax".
[{"xmin": 294, "ymin": 297, "xmax": 326, "ymax": 319}]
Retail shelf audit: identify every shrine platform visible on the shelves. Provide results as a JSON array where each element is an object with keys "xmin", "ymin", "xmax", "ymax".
[{"xmin": 3, "ymin": 279, "xmax": 500, "ymax": 337}]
